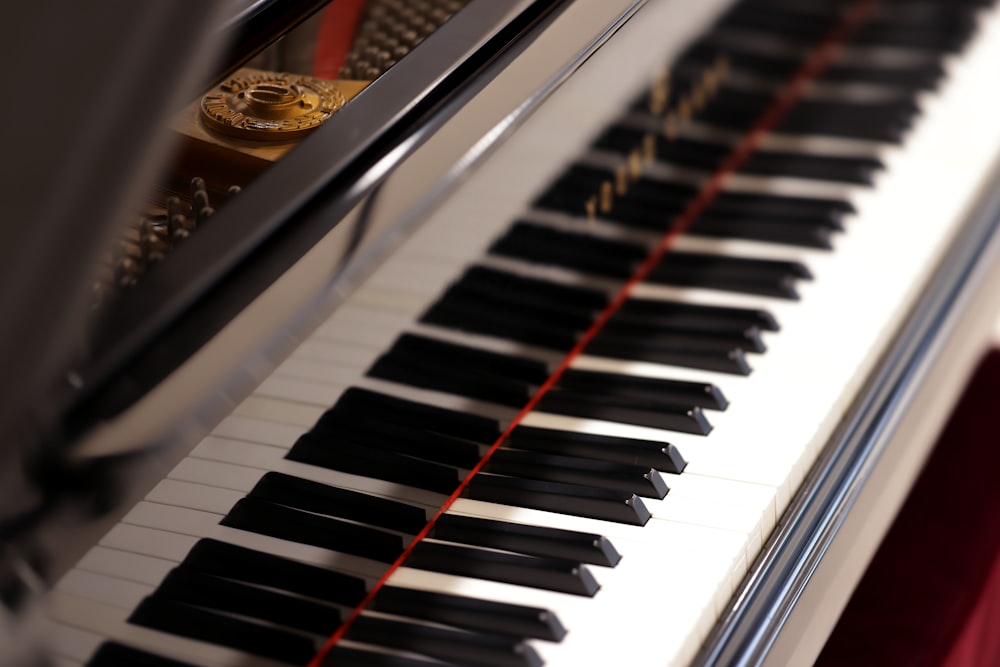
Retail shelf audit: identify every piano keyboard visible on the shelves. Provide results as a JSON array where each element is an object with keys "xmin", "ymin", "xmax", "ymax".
[{"xmin": 42, "ymin": 0, "xmax": 1000, "ymax": 665}]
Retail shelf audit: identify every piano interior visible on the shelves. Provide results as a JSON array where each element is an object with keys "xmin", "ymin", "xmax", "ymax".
[{"xmin": 3, "ymin": 0, "xmax": 1000, "ymax": 665}]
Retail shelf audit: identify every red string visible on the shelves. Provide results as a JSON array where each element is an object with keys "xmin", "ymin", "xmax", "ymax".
[
  {"xmin": 312, "ymin": 0, "xmax": 369, "ymax": 80},
  {"xmin": 307, "ymin": 1, "xmax": 877, "ymax": 663}
]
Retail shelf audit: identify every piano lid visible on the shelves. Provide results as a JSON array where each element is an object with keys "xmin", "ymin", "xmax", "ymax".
[
  {"xmin": 1, "ymin": 0, "xmax": 675, "ymax": 589},
  {"xmin": 0, "ymin": 0, "xmax": 580, "ymax": 456}
]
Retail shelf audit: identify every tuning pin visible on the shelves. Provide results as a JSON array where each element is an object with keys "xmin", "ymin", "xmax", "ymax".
[
  {"xmin": 196, "ymin": 207, "xmax": 214, "ymax": 225},
  {"xmin": 166, "ymin": 196, "xmax": 183, "ymax": 220},
  {"xmin": 614, "ymin": 164, "xmax": 628, "ymax": 196},
  {"xmin": 642, "ymin": 133, "xmax": 657, "ymax": 164},
  {"xmin": 166, "ymin": 197, "xmax": 194, "ymax": 239},
  {"xmin": 171, "ymin": 215, "xmax": 195, "ymax": 240},
  {"xmin": 191, "ymin": 189, "xmax": 210, "ymax": 214},
  {"xmin": 585, "ymin": 195, "xmax": 597, "ymax": 226},
  {"xmin": 599, "ymin": 180, "xmax": 614, "ymax": 215},
  {"xmin": 628, "ymin": 149, "xmax": 643, "ymax": 180},
  {"xmin": 142, "ymin": 219, "xmax": 170, "ymax": 262},
  {"xmin": 663, "ymin": 112, "xmax": 680, "ymax": 141},
  {"xmin": 227, "ymin": 185, "xmax": 242, "ymax": 197},
  {"xmin": 118, "ymin": 256, "xmax": 144, "ymax": 286},
  {"xmin": 648, "ymin": 69, "xmax": 670, "ymax": 116}
]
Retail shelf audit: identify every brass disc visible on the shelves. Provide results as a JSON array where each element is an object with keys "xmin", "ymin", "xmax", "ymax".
[{"xmin": 200, "ymin": 73, "xmax": 347, "ymax": 141}]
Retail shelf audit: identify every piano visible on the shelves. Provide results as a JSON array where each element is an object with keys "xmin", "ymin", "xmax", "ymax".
[{"xmin": 4, "ymin": 0, "xmax": 1000, "ymax": 665}]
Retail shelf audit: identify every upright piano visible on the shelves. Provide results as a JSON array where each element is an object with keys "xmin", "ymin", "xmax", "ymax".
[{"xmin": 4, "ymin": 0, "xmax": 1000, "ymax": 665}]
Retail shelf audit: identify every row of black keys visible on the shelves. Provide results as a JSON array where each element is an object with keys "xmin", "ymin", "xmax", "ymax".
[
  {"xmin": 284, "ymin": 384, "xmax": 682, "ymax": 523},
  {"xmin": 423, "ymin": 265, "xmax": 777, "ymax": 374},
  {"xmin": 85, "ymin": 1, "xmax": 986, "ymax": 665},
  {"xmin": 92, "ymin": 538, "xmax": 571, "ymax": 667},
  {"xmin": 578, "ymin": 0, "xmax": 992, "ymax": 196},
  {"xmin": 105, "ymin": 398, "xmax": 689, "ymax": 665}
]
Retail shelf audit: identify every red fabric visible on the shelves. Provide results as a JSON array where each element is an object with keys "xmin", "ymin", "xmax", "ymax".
[
  {"xmin": 311, "ymin": 0, "xmax": 368, "ymax": 80},
  {"xmin": 941, "ymin": 541, "xmax": 1000, "ymax": 667},
  {"xmin": 817, "ymin": 349, "xmax": 1000, "ymax": 667}
]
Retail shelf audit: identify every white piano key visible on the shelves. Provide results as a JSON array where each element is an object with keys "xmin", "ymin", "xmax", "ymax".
[
  {"xmin": 147, "ymin": 478, "xmax": 245, "ymax": 514},
  {"xmin": 254, "ymin": 375, "xmax": 349, "ymax": 408},
  {"xmin": 75, "ymin": 546, "xmax": 175, "ymax": 587},
  {"xmin": 211, "ymin": 415, "xmax": 305, "ymax": 449},
  {"xmin": 274, "ymin": 355, "xmax": 367, "ymax": 384},
  {"xmin": 53, "ymin": 656, "xmax": 86, "ymax": 667},
  {"xmin": 99, "ymin": 524, "xmax": 196, "ymax": 563},
  {"xmin": 289, "ymin": 337, "xmax": 377, "ymax": 369},
  {"xmin": 47, "ymin": 621, "xmax": 104, "ymax": 662},
  {"xmin": 232, "ymin": 395, "xmax": 324, "ymax": 428},
  {"xmin": 55, "ymin": 570, "xmax": 153, "ymax": 611}
]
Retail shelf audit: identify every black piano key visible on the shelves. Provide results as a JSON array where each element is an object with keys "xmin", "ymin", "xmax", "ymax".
[
  {"xmin": 486, "ymin": 448, "xmax": 667, "ymax": 499},
  {"xmin": 585, "ymin": 333, "xmax": 752, "ymax": 375},
  {"xmin": 407, "ymin": 540, "xmax": 599, "ymax": 597},
  {"xmin": 434, "ymin": 281, "xmax": 597, "ymax": 332},
  {"xmin": 693, "ymin": 93, "xmax": 913, "ymax": 142},
  {"xmin": 247, "ymin": 472, "xmax": 428, "ymax": 533},
  {"xmin": 368, "ymin": 336, "xmax": 556, "ymax": 409},
  {"xmin": 374, "ymin": 585, "xmax": 568, "ymax": 641},
  {"xmin": 154, "ymin": 567, "xmax": 341, "ymax": 636},
  {"xmin": 423, "ymin": 299, "xmax": 579, "ymax": 351},
  {"xmin": 676, "ymin": 42, "xmax": 944, "ymax": 91},
  {"xmin": 433, "ymin": 513, "xmax": 621, "ymax": 566},
  {"xmin": 221, "ymin": 496, "xmax": 405, "ymax": 563},
  {"xmin": 309, "ymin": 411, "xmax": 483, "ymax": 468},
  {"xmin": 723, "ymin": 5, "xmax": 975, "ymax": 51},
  {"xmin": 348, "ymin": 615, "xmax": 543, "ymax": 667},
  {"xmin": 388, "ymin": 334, "xmax": 551, "ymax": 385},
  {"xmin": 87, "ymin": 642, "xmax": 198, "ymax": 667},
  {"xmin": 600, "ymin": 318, "xmax": 766, "ymax": 354},
  {"xmin": 539, "ymin": 164, "xmax": 852, "ymax": 226},
  {"xmin": 507, "ymin": 425, "xmax": 687, "ymax": 473},
  {"xmin": 489, "ymin": 222, "xmax": 644, "ymax": 279},
  {"xmin": 288, "ymin": 432, "xmax": 462, "ymax": 494},
  {"xmin": 329, "ymin": 387, "xmax": 502, "ymax": 444},
  {"xmin": 631, "ymin": 79, "xmax": 916, "ymax": 143},
  {"xmin": 618, "ymin": 296, "xmax": 779, "ymax": 332},
  {"xmin": 321, "ymin": 646, "xmax": 448, "ymax": 667},
  {"xmin": 647, "ymin": 252, "xmax": 811, "ymax": 299},
  {"xmin": 490, "ymin": 223, "xmax": 812, "ymax": 290},
  {"xmin": 369, "ymin": 355, "xmax": 533, "ymax": 408},
  {"xmin": 568, "ymin": 194, "xmax": 838, "ymax": 247},
  {"xmin": 560, "ymin": 368, "xmax": 728, "ymax": 410},
  {"xmin": 460, "ymin": 265, "xmax": 610, "ymax": 310},
  {"xmin": 465, "ymin": 473, "xmax": 651, "ymax": 526},
  {"xmin": 433, "ymin": 272, "xmax": 768, "ymax": 355},
  {"xmin": 690, "ymin": 217, "xmax": 834, "ymax": 249},
  {"xmin": 536, "ymin": 388, "xmax": 713, "ymax": 435},
  {"xmin": 128, "ymin": 596, "xmax": 315, "ymax": 664},
  {"xmin": 184, "ymin": 539, "xmax": 368, "ymax": 606},
  {"xmin": 595, "ymin": 126, "xmax": 883, "ymax": 184}
]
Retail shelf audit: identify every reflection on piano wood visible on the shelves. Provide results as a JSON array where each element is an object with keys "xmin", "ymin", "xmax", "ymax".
[{"xmin": 30, "ymin": 0, "xmax": 1000, "ymax": 666}]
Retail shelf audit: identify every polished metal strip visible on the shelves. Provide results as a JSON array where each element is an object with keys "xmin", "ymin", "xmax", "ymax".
[{"xmin": 695, "ymin": 159, "xmax": 1000, "ymax": 667}]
